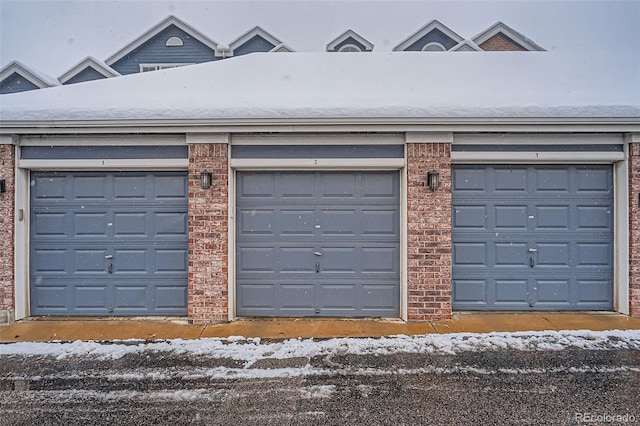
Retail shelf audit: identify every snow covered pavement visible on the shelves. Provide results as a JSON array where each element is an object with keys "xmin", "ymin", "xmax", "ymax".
[{"xmin": 1, "ymin": 330, "xmax": 639, "ymax": 425}]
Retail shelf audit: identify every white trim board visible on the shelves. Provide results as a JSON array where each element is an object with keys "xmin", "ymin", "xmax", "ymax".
[
  {"xmin": 451, "ymin": 151, "xmax": 625, "ymax": 164},
  {"xmin": 17, "ymin": 159, "xmax": 188, "ymax": 170}
]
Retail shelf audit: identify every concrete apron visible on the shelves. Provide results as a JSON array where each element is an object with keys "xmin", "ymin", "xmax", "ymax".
[{"xmin": 1, "ymin": 313, "xmax": 639, "ymax": 343}]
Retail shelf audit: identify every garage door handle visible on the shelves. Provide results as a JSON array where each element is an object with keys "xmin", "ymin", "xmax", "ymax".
[
  {"xmin": 108, "ymin": 263, "xmax": 113, "ymax": 274},
  {"xmin": 529, "ymin": 257, "xmax": 535, "ymax": 268},
  {"xmin": 315, "ymin": 262, "xmax": 320, "ymax": 273}
]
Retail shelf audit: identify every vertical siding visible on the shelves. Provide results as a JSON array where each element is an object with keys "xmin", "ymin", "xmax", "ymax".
[
  {"xmin": 0, "ymin": 72, "xmax": 40, "ymax": 94},
  {"xmin": 110, "ymin": 25, "xmax": 218, "ymax": 75}
]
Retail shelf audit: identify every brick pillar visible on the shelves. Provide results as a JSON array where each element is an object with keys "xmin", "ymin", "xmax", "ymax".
[
  {"xmin": 629, "ymin": 143, "xmax": 640, "ymax": 317},
  {"xmin": 188, "ymin": 143, "xmax": 228, "ymax": 323},
  {"xmin": 0, "ymin": 144, "xmax": 15, "ymax": 323},
  {"xmin": 406, "ymin": 143, "xmax": 452, "ymax": 321}
]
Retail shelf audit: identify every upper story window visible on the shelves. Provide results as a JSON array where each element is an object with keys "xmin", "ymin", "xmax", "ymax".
[
  {"xmin": 166, "ymin": 36, "xmax": 184, "ymax": 47},
  {"xmin": 338, "ymin": 44, "xmax": 362, "ymax": 52},
  {"xmin": 139, "ymin": 63, "xmax": 193, "ymax": 73},
  {"xmin": 422, "ymin": 42, "xmax": 446, "ymax": 52}
]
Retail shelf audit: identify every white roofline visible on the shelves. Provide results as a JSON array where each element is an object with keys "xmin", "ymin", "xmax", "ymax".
[
  {"xmin": 58, "ymin": 56, "xmax": 120, "ymax": 84},
  {"xmin": 451, "ymin": 40, "xmax": 482, "ymax": 52},
  {"xmin": 1, "ymin": 117, "xmax": 638, "ymax": 136},
  {"xmin": 105, "ymin": 15, "xmax": 220, "ymax": 66},
  {"xmin": 393, "ymin": 20, "xmax": 464, "ymax": 51},
  {"xmin": 473, "ymin": 21, "xmax": 545, "ymax": 51},
  {"xmin": 326, "ymin": 30, "xmax": 374, "ymax": 52},
  {"xmin": 0, "ymin": 60, "xmax": 59, "ymax": 88},
  {"xmin": 228, "ymin": 26, "xmax": 283, "ymax": 55},
  {"xmin": 270, "ymin": 43, "xmax": 295, "ymax": 53}
]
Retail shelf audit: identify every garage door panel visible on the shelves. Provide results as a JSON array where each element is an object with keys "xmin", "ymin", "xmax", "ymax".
[
  {"xmin": 155, "ymin": 286, "xmax": 188, "ymax": 310},
  {"xmin": 30, "ymin": 171, "xmax": 188, "ymax": 316},
  {"xmin": 495, "ymin": 168, "xmax": 527, "ymax": 192},
  {"xmin": 495, "ymin": 205, "xmax": 528, "ymax": 229},
  {"xmin": 281, "ymin": 209, "xmax": 315, "ymax": 235},
  {"xmin": 361, "ymin": 247, "xmax": 399, "ymax": 273},
  {"xmin": 495, "ymin": 279, "xmax": 528, "ymax": 303},
  {"xmin": 578, "ymin": 280, "xmax": 612, "ymax": 303},
  {"xmin": 495, "ymin": 243, "xmax": 528, "ymax": 267},
  {"xmin": 362, "ymin": 210, "xmax": 398, "ymax": 236},
  {"xmin": 535, "ymin": 206, "xmax": 570, "ymax": 229},
  {"xmin": 32, "ymin": 175, "xmax": 66, "ymax": 199},
  {"xmin": 114, "ymin": 176, "xmax": 146, "ymax": 199},
  {"xmin": 237, "ymin": 171, "xmax": 400, "ymax": 317},
  {"xmin": 154, "ymin": 175, "xmax": 188, "ymax": 199},
  {"xmin": 320, "ymin": 173, "xmax": 356, "ymax": 197},
  {"xmin": 453, "ymin": 205, "xmax": 487, "ymax": 229},
  {"xmin": 74, "ymin": 250, "xmax": 107, "ymax": 273},
  {"xmin": 280, "ymin": 173, "xmax": 315, "ymax": 198},
  {"xmin": 453, "ymin": 164, "xmax": 613, "ymax": 311},
  {"xmin": 576, "ymin": 168, "xmax": 610, "ymax": 192},
  {"xmin": 577, "ymin": 243, "xmax": 612, "ymax": 267},
  {"xmin": 536, "ymin": 243, "xmax": 570, "ymax": 267},
  {"xmin": 536, "ymin": 280, "xmax": 570, "ymax": 303},
  {"xmin": 32, "ymin": 249, "xmax": 68, "ymax": 273},
  {"xmin": 74, "ymin": 212, "xmax": 108, "ymax": 236},
  {"xmin": 154, "ymin": 212, "xmax": 188, "ymax": 236},
  {"xmin": 114, "ymin": 286, "xmax": 147, "ymax": 309},
  {"xmin": 32, "ymin": 212, "xmax": 67, "ymax": 236},
  {"xmin": 534, "ymin": 168, "xmax": 569, "ymax": 193},
  {"xmin": 453, "ymin": 279, "xmax": 487, "ymax": 303},
  {"xmin": 452, "ymin": 169, "xmax": 486, "ymax": 191},
  {"xmin": 113, "ymin": 213, "xmax": 146, "ymax": 236},
  {"xmin": 577, "ymin": 205, "xmax": 612, "ymax": 229},
  {"xmin": 74, "ymin": 284, "xmax": 109, "ymax": 309}
]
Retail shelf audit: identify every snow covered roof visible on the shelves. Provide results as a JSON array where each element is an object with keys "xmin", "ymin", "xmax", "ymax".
[{"xmin": 1, "ymin": 52, "xmax": 638, "ymax": 125}]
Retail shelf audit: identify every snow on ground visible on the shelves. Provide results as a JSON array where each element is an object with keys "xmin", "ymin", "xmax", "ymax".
[{"xmin": 1, "ymin": 330, "xmax": 639, "ymax": 361}]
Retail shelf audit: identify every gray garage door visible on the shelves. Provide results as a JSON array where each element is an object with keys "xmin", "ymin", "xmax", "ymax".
[
  {"xmin": 452, "ymin": 165, "xmax": 613, "ymax": 311},
  {"xmin": 236, "ymin": 171, "xmax": 400, "ymax": 317},
  {"xmin": 30, "ymin": 171, "xmax": 188, "ymax": 316}
]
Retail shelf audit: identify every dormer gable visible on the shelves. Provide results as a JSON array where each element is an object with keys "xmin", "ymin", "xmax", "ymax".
[
  {"xmin": 227, "ymin": 26, "xmax": 284, "ymax": 57},
  {"xmin": 326, "ymin": 30, "xmax": 374, "ymax": 52},
  {"xmin": 105, "ymin": 16, "xmax": 222, "ymax": 74},
  {"xmin": 0, "ymin": 60, "xmax": 59, "ymax": 94},
  {"xmin": 472, "ymin": 22, "xmax": 545, "ymax": 51},
  {"xmin": 393, "ymin": 20, "xmax": 464, "ymax": 51},
  {"xmin": 58, "ymin": 56, "xmax": 120, "ymax": 85}
]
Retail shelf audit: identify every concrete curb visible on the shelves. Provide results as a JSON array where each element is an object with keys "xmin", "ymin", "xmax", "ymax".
[{"xmin": 1, "ymin": 314, "xmax": 639, "ymax": 343}]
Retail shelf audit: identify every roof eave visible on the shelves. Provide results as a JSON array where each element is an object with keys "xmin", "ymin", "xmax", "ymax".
[{"xmin": 2, "ymin": 116, "xmax": 638, "ymax": 136}]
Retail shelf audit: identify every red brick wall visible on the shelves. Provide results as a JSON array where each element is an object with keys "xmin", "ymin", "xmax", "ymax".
[
  {"xmin": 629, "ymin": 143, "xmax": 640, "ymax": 317},
  {"xmin": 188, "ymin": 143, "xmax": 228, "ymax": 323},
  {"xmin": 479, "ymin": 33, "xmax": 526, "ymax": 51},
  {"xmin": 406, "ymin": 143, "xmax": 452, "ymax": 321},
  {"xmin": 0, "ymin": 144, "xmax": 15, "ymax": 322}
]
